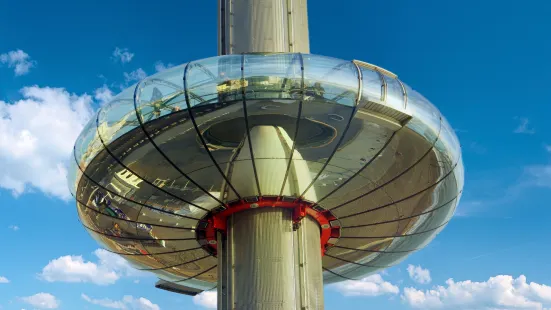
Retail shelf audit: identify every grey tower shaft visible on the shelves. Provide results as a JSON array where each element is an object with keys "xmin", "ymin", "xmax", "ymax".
[
  {"xmin": 217, "ymin": 210, "xmax": 324, "ymax": 309},
  {"xmin": 218, "ymin": 0, "xmax": 310, "ymax": 54},
  {"xmin": 217, "ymin": 124, "xmax": 324, "ymax": 309}
]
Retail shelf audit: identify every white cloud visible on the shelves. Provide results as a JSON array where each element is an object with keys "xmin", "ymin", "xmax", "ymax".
[
  {"xmin": 124, "ymin": 68, "xmax": 147, "ymax": 84},
  {"xmin": 39, "ymin": 249, "xmax": 145, "ymax": 285},
  {"xmin": 545, "ymin": 145, "xmax": 551, "ymax": 153},
  {"xmin": 330, "ymin": 274, "xmax": 400, "ymax": 297},
  {"xmin": 524, "ymin": 165, "xmax": 551, "ymax": 188},
  {"xmin": 81, "ymin": 294, "xmax": 160, "ymax": 310},
  {"xmin": 402, "ymin": 275, "xmax": 551, "ymax": 309},
  {"xmin": 407, "ymin": 265, "xmax": 432, "ymax": 284},
  {"xmin": 21, "ymin": 293, "xmax": 60, "ymax": 309},
  {"xmin": 193, "ymin": 291, "xmax": 217, "ymax": 309},
  {"xmin": 514, "ymin": 117, "xmax": 535, "ymax": 134},
  {"xmin": 0, "ymin": 276, "xmax": 9, "ymax": 283},
  {"xmin": 81, "ymin": 294, "xmax": 125, "ymax": 309},
  {"xmin": 112, "ymin": 47, "xmax": 134, "ymax": 64},
  {"xmin": 95, "ymin": 85, "xmax": 114, "ymax": 106},
  {"xmin": 122, "ymin": 296, "xmax": 160, "ymax": 310},
  {"xmin": 154, "ymin": 62, "xmax": 174, "ymax": 73},
  {"xmin": 8, "ymin": 225, "xmax": 19, "ymax": 231},
  {"xmin": 0, "ymin": 49, "xmax": 36, "ymax": 76},
  {"xmin": 0, "ymin": 86, "xmax": 94, "ymax": 199}
]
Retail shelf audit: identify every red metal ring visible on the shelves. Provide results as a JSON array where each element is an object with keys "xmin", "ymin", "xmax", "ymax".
[{"xmin": 195, "ymin": 197, "xmax": 341, "ymax": 257}]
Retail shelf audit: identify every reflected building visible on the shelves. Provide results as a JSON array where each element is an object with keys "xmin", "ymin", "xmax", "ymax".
[{"xmin": 69, "ymin": 1, "xmax": 463, "ymax": 309}]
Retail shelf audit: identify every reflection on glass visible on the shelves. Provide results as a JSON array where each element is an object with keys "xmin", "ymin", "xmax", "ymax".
[
  {"xmin": 73, "ymin": 53, "xmax": 463, "ymax": 290},
  {"xmin": 303, "ymin": 54, "xmax": 359, "ymax": 107},
  {"xmin": 74, "ymin": 110, "xmax": 105, "ymax": 170},
  {"xmin": 135, "ymin": 64, "xmax": 187, "ymax": 123},
  {"xmin": 97, "ymin": 86, "xmax": 139, "ymax": 146},
  {"xmin": 360, "ymin": 67, "xmax": 383, "ymax": 102},
  {"xmin": 383, "ymin": 75, "xmax": 405, "ymax": 111},
  {"xmin": 405, "ymin": 85, "xmax": 441, "ymax": 143}
]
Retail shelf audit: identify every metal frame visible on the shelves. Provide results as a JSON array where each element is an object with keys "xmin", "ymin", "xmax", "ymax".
[{"xmin": 183, "ymin": 62, "xmax": 242, "ymax": 200}]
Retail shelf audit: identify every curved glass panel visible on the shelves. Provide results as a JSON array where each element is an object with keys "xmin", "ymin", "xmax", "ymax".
[
  {"xmin": 148, "ymin": 248, "xmax": 209, "ymax": 269},
  {"xmin": 303, "ymin": 55, "xmax": 358, "ymax": 107},
  {"xmin": 77, "ymin": 147, "xmax": 208, "ymax": 218},
  {"xmin": 154, "ymin": 270, "xmax": 217, "ymax": 291},
  {"xmin": 384, "ymin": 224, "xmax": 446, "ymax": 253},
  {"xmin": 184, "ymin": 55, "xmax": 255, "ymax": 200},
  {"xmin": 281, "ymin": 56, "xmax": 358, "ymax": 199},
  {"xmin": 68, "ymin": 151, "xmax": 81, "ymax": 197},
  {"xmin": 101, "ymin": 121, "xmax": 221, "ymax": 212},
  {"xmin": 405, "ymin": 85, "xmax": 441, "ymax": 142},
  {"xmin": 303, "ymin": 112, "xmax": 396, "ymax": 201},
  {"xmin": 242, "ymin": 54, "xmax": 303, "ymax": 196},
  {"xmin": 360, "ymin": 67, "xmax": 383, "ymax": 102},
  {"xmin": 383, "ymin": 75, "xmax": 406, "ymax": 111},
  {"xmin": 74, "ymin": 110, "xmax": 104, "ymax": 170},
  {"xmin": 152, "ymin": 256, "xmax": 217, "ymax": 283},
  {"xmin": 143, "ymin": 240, "xmax": 201, "ymax": 255},
  {"xmin": 324, "ymin": 256, "xmax": 382, "ymax": 281},
  {"xmin": 434, "ymin": 114, "xmax": 461, "ymax": 169},
  {"xmin": 321, "ymin": 125, "xmax": 436, "ymax": 212},
  {"xmin": 96, "ymin": 85, "xmax": 139, "ymax": 147},
  {"xmin": 73, "ymin": 53, "xmax": 464, "ymax": 286},
  {"xmin": 135, "ymin": 64, "xmax": 187, "ymax": 123}
]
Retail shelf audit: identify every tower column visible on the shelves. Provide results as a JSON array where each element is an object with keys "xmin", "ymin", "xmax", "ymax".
[
  {"xmin": 218, "ymin": 0, "xmax": 310, "ymax": 55},
  {"xmin": 218, "ymin": 209, "xmax": 324, "ymax": 309},
  {"xmin": 215, "ymin": 124, "xmax": 324, "ymax": 309}
]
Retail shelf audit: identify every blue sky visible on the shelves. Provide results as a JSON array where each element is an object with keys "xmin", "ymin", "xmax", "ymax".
[{"xmin": 1, "ymin": 0, "xmax": 551, "ymax": 309}]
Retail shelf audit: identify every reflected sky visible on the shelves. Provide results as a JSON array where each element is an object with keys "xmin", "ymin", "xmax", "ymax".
[{"xmin": 71, "ymin": 53, "xmax": 463, "ymax": 288}]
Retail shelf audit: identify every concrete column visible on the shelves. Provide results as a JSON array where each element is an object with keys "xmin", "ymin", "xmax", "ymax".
[
  {"xmin": 217, "ymin": 125, "xmax": 324, "ymax": 309},
  {"xmin": 218, "ymin": 209, "xmax": 323, "ymax": 309},
  {"xmin": 218, "ymin": 0, "xmax": 310, "ymax": 54}
]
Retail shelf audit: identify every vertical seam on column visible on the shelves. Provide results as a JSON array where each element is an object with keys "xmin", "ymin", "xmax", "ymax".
[
  {"xmin": 219, "ymin": 0, "xmax": 226, "ymax": 55},
  {"xmin": 279, "ymin": 53, "xmax": 304, "ymax": 196},
  {"xmin": 132, "ymin": 78, "xmax": 226, "ymax": 207},
  {"xmin": 183, "ymin": 62, "xmax": 242, "ymax": 200},
  {"xmin": 228, "ymin": 0, "xmax": 233, "ymax": 54},
  {"xmin": 240, "ymin": 54, "xmax": 262, "ymax": 197},
  {"xmin": 298, "ymin": 60, "xmax": 363, "ymax": 199},
  {"xmin": 286, "ymin": 0, "xmax": 294, "ymax": 52}
]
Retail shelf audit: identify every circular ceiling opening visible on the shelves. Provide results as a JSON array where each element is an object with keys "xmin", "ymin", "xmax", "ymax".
[{"xmin": 203, "ymin": 114, "xmax": 336, "ymax": 148}]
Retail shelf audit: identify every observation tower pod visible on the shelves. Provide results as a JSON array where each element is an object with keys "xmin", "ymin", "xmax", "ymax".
[{"xmin": 69, "ymin": 1, "xmax": 464, "ymax": 309}]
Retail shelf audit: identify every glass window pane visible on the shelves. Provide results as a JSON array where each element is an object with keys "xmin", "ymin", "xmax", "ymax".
[
  {"xmin": 74, "ymin": 110, "xmax": 104, "ymax": 170},
  {"xmin": 135, "ymin": 64, "xmax": 187, "ymax": 123},
  {"xmin": 303, "ymin": 55, "xmax": 359, "ymax": 107},
  {"xmin": 183, "ymin": 55, "xmax": 255, "ymax": 200},
  {"xmin": 405, "ymin": 85, "xmax": 441, "ymax": 143},
  {"xmin": 97, "ymin": 85, "xmax": 140, "ymax": 146},
  {"xmin": 383, "ymin": 75, "xmax": 405, "ymax": 111},
  {"xmin": 360, "ymin": 68, "xmax": 383, "ymax": 102},
  {"xmin": 241, "ymin": 54, "xmax": 303, "ymax": 195}
]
